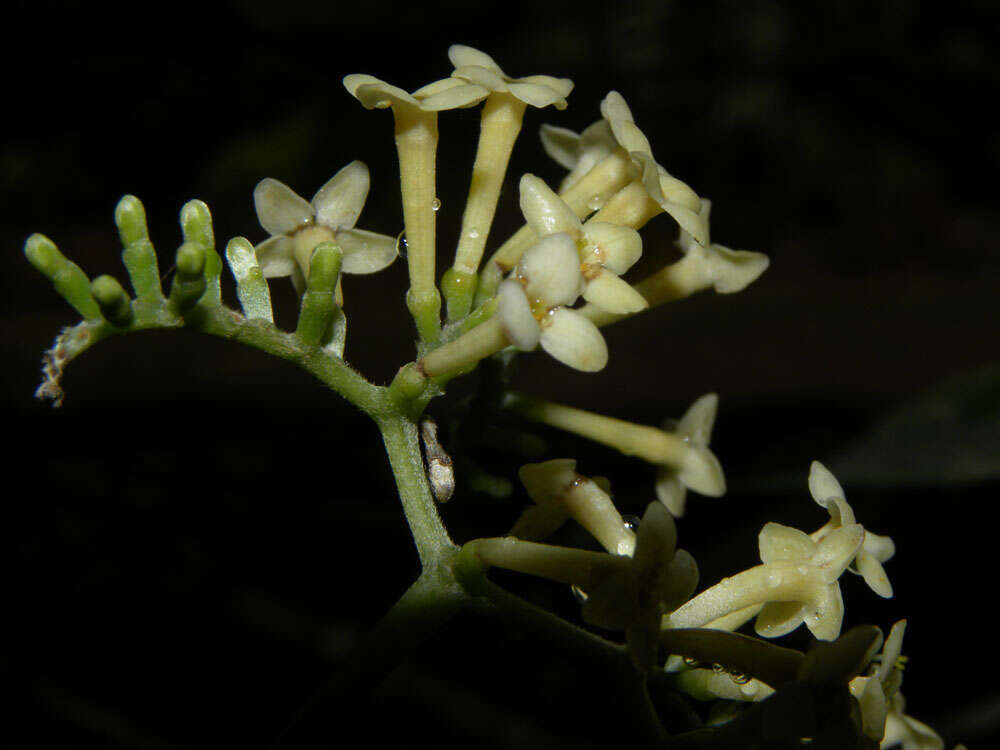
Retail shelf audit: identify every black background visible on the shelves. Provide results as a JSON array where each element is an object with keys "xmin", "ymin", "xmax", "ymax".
[{"xmin": 4, "ymin": 0, "xmax": 998, "ymax": 747}]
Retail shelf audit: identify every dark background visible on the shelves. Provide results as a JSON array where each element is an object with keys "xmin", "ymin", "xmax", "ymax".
[{"xmin": 4, "ymin": 0, "xmax": 998, "ymax": 747}]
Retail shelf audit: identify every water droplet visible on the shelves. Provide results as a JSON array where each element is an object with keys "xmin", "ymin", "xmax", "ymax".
[
  {"xmin": 712, "ymin": 663, "xmax": 727, "ymax": 674},
  {"xmin": 395, "ymin": 230, "xmax": 407, "ymax": 258},
  {"xmin": 570, "ymin": 585, "xmax": 589, "ymax": 603},
  {"xmin": 740, "ymin": 681, "xmax": 758, "ymax": 698},
  {"xmin": 623, "ymin": 515, "xmax": 640, "ymax": 532},
  {"xmin": 767, "ymin": 572, "xmax": 781, "ymax": 588},
  {"xmin": 468, "ymin": 229, "xmax": 480, "ymax": 239},
  {"xmin": 683, "ymin": 656, "xmax": 701, "ymax": 667},
  {"xmin": 730, "ymin": 671, "xmax": 751, "ymax": 685},
  {"xmin": 431, "ymin": 197, "xmax": 441, "ymax": 212},
  {"xmin": 587, "ymin": 195, "xmax": 603, "ymax": 211}
]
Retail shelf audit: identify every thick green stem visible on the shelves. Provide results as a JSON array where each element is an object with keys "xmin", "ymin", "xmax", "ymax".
[{"xmin": 377, "ymin": 415, "xmax": 455, "ymax": 566}]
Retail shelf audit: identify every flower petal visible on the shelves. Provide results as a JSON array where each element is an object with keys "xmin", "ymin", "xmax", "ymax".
[
  {"xmin": 660, "ymin": 548, "xmax": 699, "ymax": 612},
  {"xmin": 582, "ymin": 268, "xmax": 648, "ymax": 314},
  {"xmin": 253, "ymin": 178, "xmax": 313, "ymax": 236},
  {"xmin": 510, "ymin": 503, "xmax": 570, "ymax": 542},
  {"xmin": 678, "ymin": 445, "xmax": 726, "ymax": 496},
  {"xmin": 704, "ymin": 245, "xmax": 770, "ymax": 294},
  {"xmin": 519, "ymin": 175, "xmax": 582, "ymax": 237},
  {"xmin": 803, "ymin": 583, "xmax": 844, "ymax": 641},
  {"xmin": 448, "ymin": 44, "xmax": 503, "ymax": 74},
  {"xmin": 415, "ymin": 79, "xmax": 490, "ymax": 110},
  {"xmin": 497, "ymin": 280, "xmax": 540, "ymax": 350},
  {"xmin": 519, "ymin": 74, "xmax": 574, "ymax": 99},
  {"xmin": 755, "ymin": 600, "xmax": 806, "ymax": 639},
  {"xmin": 655, "ymin": 470, "xmax": 687, "ymax": 517},
  {"xmin": 311, "ymin": 161, "xmax": 369, "ymax": 231},
  {"xmin": 814, "ymin": 524, "xmax": 865, "ymax": 582},
  {"xmin": 518, "ymin": 458, "xmax": 578, "ymax": 505},
  {"xmin": 539, "ymin": 308, "xmax": 608, "ymax": 372},
  {"xmin": 452, "ymin": 64, "xmax": 507, "ymax": 91},
  {"xmin": 507, "ymin": 80, "xmax": 568, "ymax": 109},
  {"xmin": 254, "ymin": 235, "xmax": 296, "ymax": 277},
  {"xmin": 856, "ymin": 552, "xmax": 893, "ymax": 598},
  {"xmin": 580, "ymin": 221, "xmax": 642, "ymax": 274},
  {"xmin": 809, "ymin": 461, "xmax": 846, "ymax": 505},
  {"xmin": 539, "ymin": 123, "xmax": 583, "ymax": 170},
  {"xmin": 518, "ymin": 233, "xmax": 583, "ymax": 306},
  {"xmin": 335, "ymin": 228, "xmax": 398, "ymax": 274},
  {"xmin": 343, "ymin": 74, "xmax": 420, "ymax": 109},
  {"xmin": 677, "ymin": 393, "xmax": 718, "ymax": 445},
  {"xmin": 759, "ymin": 523, "xmax": 816, "ymax": 565},
  {"xmin": 600, "ymin": 91, "xmax": 635, "ymax": 126}
]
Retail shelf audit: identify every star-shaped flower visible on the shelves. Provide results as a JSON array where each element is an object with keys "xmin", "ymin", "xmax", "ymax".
[
  {"xmin": 808, "ymin": 461, "xmax": 895, "ymax": 598},
  {"xmin": 655, "ymin": 393, "xmax": 723, "ymax": 517},
  {"xmin": 448, "ymin": 45, "xmax": 573, "ymax": 110},
  {"xmin": 519, "ymin": 174, "xmax": 647, "ymax": 314},
  {"xmin": 343, "ymin": 73, "xmax": 489, "ymax": 112},
  {"xmin": 497, "ymin": 232, "xmax": 608, "ymax": 371},
  {"xmin": 753, "ymin": 520, "xmax": 865, "ymax": 640},
  {"xmin": 253, "ymin": 161, "xmax": 397, "ymax": 292}
]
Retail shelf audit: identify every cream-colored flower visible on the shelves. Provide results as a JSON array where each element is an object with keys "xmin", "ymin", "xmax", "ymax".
[
  {"xmin": 253, "ymin": 161, "xmax": 397, "ymax": 291},
  {"xmin": 655, "ymin": 393, "xmax": 721, "ymax": 517},
  {"xmin": 849, "ymin": 620, "xmax": 905, "ymax": 743},
  {"xmin": 511, "ymin": 459, "xmax": 635, "ymax": 555},
  {"xmin": 497, "ymin": 233, "xmax": 608, "ymax": 372},
  {"xmin": 519, "ymin": 175, "xmax": 647, "ymax": 315},
  {"xmin": 673, "ymin": 200, "xmax": 770, "ymax": 294},
  {"xmin": 882, "ymin": 692, "xmax": 945, "ymax": 750},
  {"xmin": 808, "ymin": 461, "xmax": 895, "ymax": 598},
  {"xmin": 448, "ymin": 44, "xmax": 573, "ymax": 110}
]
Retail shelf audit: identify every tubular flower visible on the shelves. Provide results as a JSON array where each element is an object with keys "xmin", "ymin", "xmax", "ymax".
[
  {"xmin": 519, "ymin": 175, "xmax": 647, "ymax": 314},
  {"xmin": 448, "ymin": 44, "xmax": 573, "ymax": 110},
  {"xmin": 497, "ymin": 233, "xmax": 608, "ymax": 372},
  {"xmin": 253, "ymin": 161, "xmax": 397, "ymax": 293},
  {"xmin": 655, "ymin": 393, "xmax": 721, "ymax": 517},
  {"xmin": 511, "ymin": 459, "xmax": 636, "ymax": 556},
  {"xmin": 808, "ymin": 461, "xmax": 895, "ymax": 598}
]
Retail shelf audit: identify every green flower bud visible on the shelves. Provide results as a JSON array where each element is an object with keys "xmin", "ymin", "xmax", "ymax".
[
  {"xmin": 91, "ymin": 275, "xmax": 133, "ymax": 327},
  {"xmin": 24, "ymin": 234, "xmax": 101, "ymax": 320}
]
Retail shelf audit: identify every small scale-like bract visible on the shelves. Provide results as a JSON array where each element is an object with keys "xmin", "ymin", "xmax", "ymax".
[{"xmin": 421, "ymin": 419, "xmax": 455, "ymax": 504}]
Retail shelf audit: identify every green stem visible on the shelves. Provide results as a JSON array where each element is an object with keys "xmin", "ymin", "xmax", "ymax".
[{"xmin": 377, "ymin": 414, "xmax": 455, "ymax": 566}]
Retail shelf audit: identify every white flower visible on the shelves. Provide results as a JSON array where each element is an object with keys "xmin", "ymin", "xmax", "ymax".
[
  {"xmin": 674, "ymin": 200, "xmax": 770, "ymax": 294},
  {"xmin": 253, "ymin": 161, "xmax": 397, "ymax": 292},
  {"xmin": 655, "ymin": 393, "xmax": 723, "ymax": 516},
  {"xmin": 519, "ymin": 174, "xmax": 647, "ymax": 314},
  {"xmin": 496, "ymin": 233, "xmax": 608, "ymax": 372},
  {"xmin": 881, "ymin": 692, "xmax": 945, "ymax": 750},
  {"xmin": 808, "ymin": 461, "xmax": 895, "ymax": 598},
  {"xmin": 448, "ymin": 45, "xmax": 573, "ymax": 110},
  {"xmin": 752, "ymin": 521, "xmax": 864, "ymax": 640}
]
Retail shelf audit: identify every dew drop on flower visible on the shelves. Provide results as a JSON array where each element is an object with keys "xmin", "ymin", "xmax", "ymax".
[
  {"xmin": 468, "ymin": 229, "xmax": 480, "ymax": 239},
  {"xmin": 396, "ymin": 230, "xmax": 407, "ymax": 258},
  {"xmin": 683, "ymin": 656, "xmax": 701, "ymax": 667},
  {"xmin": 730, "ymin": 671, "xmax": 751, "ymax": 685},
  {"xmin": 712, "ymin": 663, "xmax": 727, "ymax": 674},
  {"xmin": 570, "ymin": 584, "xmax": 589, "ymax": 603},
  {"xmin": 623, "ymin": 515, "xmax": 640, "ymax": 531},
  {"xmin": 740, "ymin": 681, "xmax": 759, "ymax": 698},
  {"xmin": 587, "ymin": 195, "xmax": 603, "ymax": 211},
  {"xmin": 432, "ymin": 197, "xmax": 441, "ymax": 212}
]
